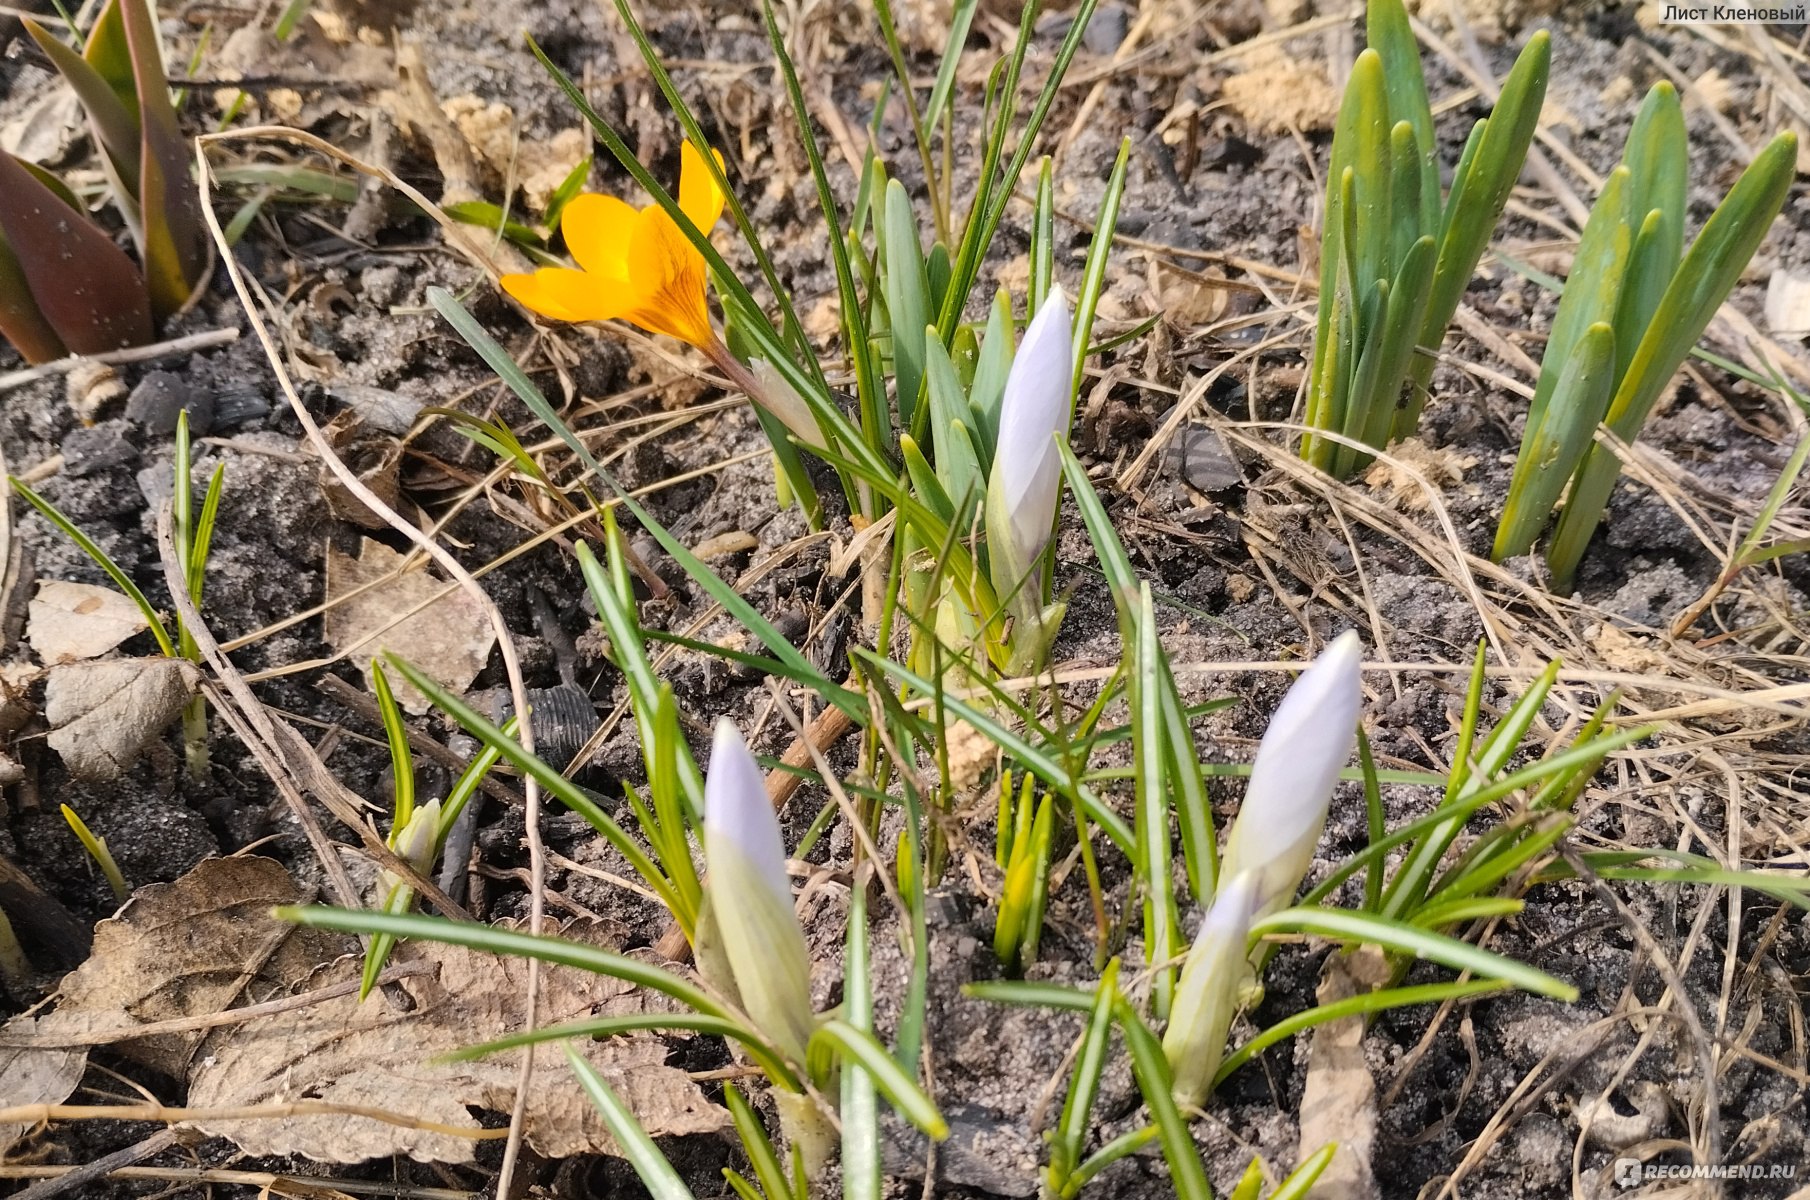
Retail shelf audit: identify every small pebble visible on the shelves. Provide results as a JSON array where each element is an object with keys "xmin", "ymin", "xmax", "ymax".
[
  {"xmin": 125, "ymin": 370, "xmax": 213, "ymax": 435},
  {"xmin": 61, "ymin": 422, "xmax": 138, "ymax": 478},
  {"xmin": 212, "ymin": 387, "xmax": 271, "ymax": 430}
]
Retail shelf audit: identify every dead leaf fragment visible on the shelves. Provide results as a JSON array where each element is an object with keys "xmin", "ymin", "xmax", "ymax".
[
  {"xmin": 188, "ymin": 927, "xmax": 728, "ymax": 1164},
  {"xmin": 31, "ymin": 857, "xmax": 301, "ymax": 1074},
  {"xmin": 324, "ymin": 540, "xmax": 496, "ymax": 714},
  {"xmin": 1299, "ymin": 946, "xmax": 1387, "ymax": 1200},
  {"xmin": 28, "ymin": 581, "xmax": 152, "ymax": 664},
  {"xmin": 0, "ymin": 1038, "xmax": 85, "ymax": 1157},
  {"xmin": 44, "ymin": 658, "xmax": 202, "ymax": 780},
  {"xmin": 0, "ymin": 857, "xmax": 304, "ymax": 1155},
  {"xmin": 1153, "ymin": 261, "xmax": 1231, "ymax": 328},
  {"xmin": 1362, "ymin": 439, "xmax": 1478, "ymax": 511}
]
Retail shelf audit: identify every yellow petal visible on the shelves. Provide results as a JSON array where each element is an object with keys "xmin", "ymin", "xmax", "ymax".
[
  {"xmin": 559, "ymin": 193, "xmax": 638, "ymax": 281},
  {"xmin": 678, "ymin": 141, "xmax": 727, "ymax": 236},
  {"xmin": 624, "ymin": 207, "xmax": 712, "ymax": 347},
  {"xmin": 500, "ymin": 268, "xmax": 622, "ymax": 323}
]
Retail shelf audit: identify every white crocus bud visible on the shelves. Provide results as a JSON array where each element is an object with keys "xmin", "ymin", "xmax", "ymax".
[
  {"xmin": 750, "ymin": 357, "xmax": 827, "ymax": 452},
  {"xmin": 985, "ymin": 286, "xmax": 1074, "ymax": 620},
  {"xmin": 1220, "ymin": 631, "xmax": 1364, "ymax": 921},
  {"xmin": 381, "ymin": 798, "xmax": 442, "ymax": 896},
  {"xmin": 392, "ymin": 799, "xmax": 442, "ymax": 875},
  {"xmin": 703, "ymin": 718, "xmax": 816, "ymax": 1063},
  {"xmin": 1162, "ymin": 870, "xmax": 1260, "ymax": 1107}
]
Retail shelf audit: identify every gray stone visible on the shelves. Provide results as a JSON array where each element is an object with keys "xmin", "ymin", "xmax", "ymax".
[
  {"xmin": 125, "ymin": 370, "xmax": 213, "ymax": 435},
  {"xmin": 1163, "ymin": 425, "xmax": 1242, "ymax": 492},
  {"xmin": 61, "ymin": 422, "xmax": 138, "ymax": 478}
]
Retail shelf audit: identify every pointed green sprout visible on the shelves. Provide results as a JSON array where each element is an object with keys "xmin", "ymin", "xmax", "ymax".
[
  {"xmin": 1303, "ymin": 0, "xmax": 1548, "ymax": 474},
  {"xmin": 1492, "ymin": 79, "xmax": 1797, "ymax": 589}
]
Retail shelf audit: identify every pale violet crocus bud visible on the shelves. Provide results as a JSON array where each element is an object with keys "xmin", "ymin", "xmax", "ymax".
[
  {"xmin": 985, "ymin": 285, "xmax": 1074, "ymax": 621},
  {"xmin": 701, "ymin": 718, "xmax": 816, "ymax": 1063},
  {"xmin": 1162, "ymin": 870, "xmax": 1260, "ymax": 1107},
  {"xmin": 1220, "ymin": 631, "xmax": 1364, "ymax": 922}
]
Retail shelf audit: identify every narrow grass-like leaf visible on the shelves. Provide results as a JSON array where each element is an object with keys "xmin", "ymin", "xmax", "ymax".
[
  {"xmin": 1303, "ymin": 723, "xmax": 1655, "ymax": 909},
  {"xmin": 726, "ymin": 1086, "xmax": 795, "ymax": 1200},
  {"xmin": 371, "ymin": 662, "xmax": 414, "ymax": 827},
  {"xmin": 812, "ymin": 1019, "xmax": 947, "ymax": 1140},
  {"xmin": 1215, "ymin": 978, "xmax": 1509, "ymax": 1081},
  {"xmin": 1066, "ymin": 1126, "xmax": 1162, "ymax": 1196},
  {"xmin": 565, "ymin": 1043, "xmax": 698, "ymax": 1200},
  {"xmin": 759, "ymin": 0, "xmax": 879, "ymax": 466},
  {"xmin": 842, "ymin": 881, "xmax": 880, "ymax": 1200},
  {"xmin": 1255, "ymin": 907, "xmax": 1576, "ymax": 999},
  {"xmin": 1548, "ymin": 130, "xmax": 1797, "ymax": 590},
  {"xmin": 384, "ymin": 654, "xmax": 690, "ymax": 933},
  {"xmin": 937, "ymin": 0, "xmax": 1100, "ymax": 344},
  {"xmin": 1031, "ymin": 157, "xmax": 1054, "ymax": 316},
  {"xmin": 10, "ymin": 476, "xmax": 173, "ymax": 655},
  {"xmin": 281, "ymin": 905, "xmax": 726, "ymax": 1015},
  {"xmin": 1047, "ymin": 959, "xmax": 1119, "ymax": 1194},
  {"xmin": 1272, "ymin": 1144, "xmax": 1340, "ymax": 1200},
  {"xmin": 444, "ymin": 1013, "xmax": 798, "ymax": 1093},
  {"xmin": 1133, "ymin": 583, "xmax": 1179, "ymax": 1016},
  {"xmin": 855, "ymin": 649, "xmax": 1134, "ymax": 852},
  {"xmin": 60, "ymin": 804, "xmax": 128, "ymax": 902},
  {"xmin": 1071, "ymin": 136, "xmax": 1131, "ymax": 406},
  {"xmin": 1117, "ymin": 1002, "xmax": 1212, "ymax": 1200},
  {"xmin": 429, "ymin": 287, "xmax": 865, "ymax": 719}
]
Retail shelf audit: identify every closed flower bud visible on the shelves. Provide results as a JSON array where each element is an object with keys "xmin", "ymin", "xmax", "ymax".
[
  {"xmin": 702, "ymin": 718, "xmax": 816, "ymax": 1062},
  {"xmin": 1220, "ymin": 631, "xmax": 1364, "ymax": 921},
  {"xmin": 750, "ymin": 357, "xmax": 827, "ymax": 452},
  {"xmin": 985, "ymin": 286, "xmax": 1074, "ymax": 617},
  {"xmin": 1162, "ymin": 870, "xmax": 1260, "ymax": 1107}
]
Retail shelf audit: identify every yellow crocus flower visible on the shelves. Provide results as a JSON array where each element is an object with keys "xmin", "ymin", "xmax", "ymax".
[{"xmin": 501, "ymin": 141, "xmax": 725, "ymax": 349}]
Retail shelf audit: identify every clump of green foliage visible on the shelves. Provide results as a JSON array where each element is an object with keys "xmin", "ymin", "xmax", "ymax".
[{"xmin": 1, "ymin": 0, "xmax": 206, "ymax": 363}]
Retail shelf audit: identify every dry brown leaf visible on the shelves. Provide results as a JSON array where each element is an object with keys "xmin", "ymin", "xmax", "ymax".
[
  {"xmin": 28, "ymin": 581, "xmax": 152, "ymax": 664},
  {"xmin": 1362, "ymin": 439, "xmax": 1478, "ymax": 511},
  {"xmin": 323, "ymin": 540, "xmax": 495, "ymax": 714},
  {"xmin": 442, "ymin": 96, "xmax": 588, "ymax": 212},
  {"xmin": 1153, "ymin": 261, "xmax": 1231, "ymax": 328},
  {"xmin": 0, "ymin": 1037, "xmax": 86, "ymax": 1157},
  {"xmin": 23, "ymin": 857, "xmax": 303, "ymax": 1076},
  {"xmin": 187, "ymin": 927, "xmax": 729, "ymax": 1164},
  {"xmin": 1299, "ymin": 947, "xmax": 1387, "ymax": 1200},
  {"xmin": 0, "ymin": 858, "xmax": 304, "ymax": 1154},
  {"xmin": 44, "ymin": 657, "xmax": 202, "ymax": 780},
  {"xmin": 1590, "ymin": 623, "xmax": 1669, "ymax": 674}
]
